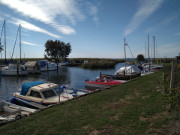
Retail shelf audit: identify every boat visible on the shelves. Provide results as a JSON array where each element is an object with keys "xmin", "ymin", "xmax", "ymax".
[
  {"xmin": 59, "ymin": 61, "xmax": 68, "ymax": 66},
  {"xmin": 24, "ymin": 61, "xmax": 41, "ymax": 74},
  {"xmin": 48, "ymin": 62, "xmax": 58, "ymax": 71},
  {"xmin": 1, "ymin": 24, "xmax": 28, "ymax": 76},
  {"xmin": 0, "ymin": 101, "xmax": 37, "ymax": 125},
  {"xmin": 1, "ymin": 64, "xmax": 28, "ymax": 76},
  {"xmin": 100, "ymin": 39, "xmax": 141, "ymax": 80},
  {"xmin": 101, "ymin": 65, "xmax": 141, "ymax": 80},
  {"xmin": 57, "ymin": 86, "xmax": 90, "ymax": 97},
  {"xmin": 85, "ymin": 76, "xmax": 125, "ymax": 90},
  {"xmin": 38, "ymin": 60, "xmax": 58, "ymax": 71},
  {"xmin": 11, "ymin": 81, "xmax": 74, "ymax": 108}
]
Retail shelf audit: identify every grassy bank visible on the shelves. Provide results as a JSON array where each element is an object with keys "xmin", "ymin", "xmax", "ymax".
[{"xmin": 0, "ymin": 71, "xmax": 180, "ymax": 134}]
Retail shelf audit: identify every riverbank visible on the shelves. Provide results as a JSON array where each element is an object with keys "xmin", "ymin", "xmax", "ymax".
[{"xmin": 0, "ymin": 70, "xmax": 179, "ymax": 134}]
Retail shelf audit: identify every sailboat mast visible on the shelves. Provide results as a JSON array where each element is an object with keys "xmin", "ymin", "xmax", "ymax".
[
  {"xmin": 4, "ymin": 20, "xmax": 6, "ymax": 61},
  {"xmin": 19, "ymin": 24, "xmax": 21, "ymax": 62},
  {"xmin": 145, "ymin": 42, "xmax": 146, "ymax": 59},
  {"xmin": 148, "ymin": 34, "xmax": 150, "ymax": 62},
  {"xmin": 124, "ymin": 38, "xmax": 126, "ymax": 75},
  {"xmin": 153, "ymin": 36, "xmax": 155, "ymax": 62}
]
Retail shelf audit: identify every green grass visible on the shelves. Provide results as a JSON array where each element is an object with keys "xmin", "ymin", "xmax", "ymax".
[{"xmin": 0, "ymin": 71, "xmax": 180, "ymax": 135}]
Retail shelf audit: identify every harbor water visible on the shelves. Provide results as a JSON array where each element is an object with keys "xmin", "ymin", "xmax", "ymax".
[{"xmin": 0, "ymin": 63, "xmax": 124, "ymax": 101}]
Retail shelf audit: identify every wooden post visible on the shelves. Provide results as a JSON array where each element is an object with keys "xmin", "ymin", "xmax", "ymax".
[
  {"xmin": 58, "ymin": 84, "xmax": 60, "ymax": 104},
  {"xmin": 162, "ymin": 64, "xmax": 165, "ymax": 95},
  {"xmin": 17, "ymin": 64, "xmax": 19, "ymax": 76},
  {"xmin": 47, "ymin": 61, "xmax": 49, "ymax": 71},
  {"xmin": 170, "ymin": 61, "xmax": 175, "ymax": 89}
]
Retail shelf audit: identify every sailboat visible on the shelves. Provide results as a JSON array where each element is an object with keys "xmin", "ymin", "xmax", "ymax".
[
  {"xmin": 1, "ymin": 23, "xmax": 28, "ymax": 76},
  {"xmin": 100, "ymin": 38, "xmax": 141, "ymax": 80}
]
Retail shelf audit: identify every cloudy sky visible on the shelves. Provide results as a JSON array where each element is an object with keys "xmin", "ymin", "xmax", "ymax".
[{"xmin": 0, "ymin": 0, "xmax": 180, "ymax": 59}]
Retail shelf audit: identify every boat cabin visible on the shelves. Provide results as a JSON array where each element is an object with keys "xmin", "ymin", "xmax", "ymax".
[
  {"xmin": 20, "ymin": 81, "xmax": 58, "ymax": 99},
  {"xmin": 25, "ymin": 61, "xmax": 41, "ymax": 74}
]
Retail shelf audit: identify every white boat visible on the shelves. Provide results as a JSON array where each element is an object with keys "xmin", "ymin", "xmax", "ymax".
[
  {"xmin": 0, "ymin": 101, "xmax": 37, "ymax": 125},
  {"xmin": 59, "ymin": 61, "xmax": 68, "ymax": 66},
  {"xmin": 38, "ymin": 60, "xmax": 58, "ymax": 71},
  {"xmin": 11, "ymin": 81, "xmax": 74, "ymax": 107},
  {"xmin": 1, "ymin": 64, "xmax": 28, "ymax": 76},
  {"xmin": 115, "ymin": 65, "xmax": 141, "ymax": 75},
  {"xmin": 57, "ymin": 86, "xmax": 90, "ymax": 97},
  {"xmin": 48, "ymin": 62, "xmax": 58, "ymax": 71}
]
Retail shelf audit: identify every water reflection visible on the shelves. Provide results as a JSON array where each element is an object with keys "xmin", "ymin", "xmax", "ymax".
[{"xmin": 0, "ymin": 63, "xmax": 124, "ymax": 101}]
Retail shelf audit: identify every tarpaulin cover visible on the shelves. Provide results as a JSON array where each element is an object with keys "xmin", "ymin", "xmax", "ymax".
[
  {"xmin": 37, "ymin": 60, "xmax": 47, "ymax": 67},
  {"xmin": 20, "ymin": 81, "xmax": 46, "ymax": 96}
]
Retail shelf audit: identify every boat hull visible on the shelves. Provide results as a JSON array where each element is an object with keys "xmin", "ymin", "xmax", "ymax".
[
  {"xmin": 1, "ymin": 70, "xmax": 28, "ymax": 76},
  {"xmin": 101, "ymin": 73, "xmax": 141, "ymax": 80}
]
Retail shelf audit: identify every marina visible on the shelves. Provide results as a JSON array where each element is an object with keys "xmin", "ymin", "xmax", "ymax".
[
  {"xmin": 0, "ymin": 0, "xmax": 180, "ymax": 134},
  {"xmin": 0, "ymin": 63, "xmax": 124, "ymax": 102}
]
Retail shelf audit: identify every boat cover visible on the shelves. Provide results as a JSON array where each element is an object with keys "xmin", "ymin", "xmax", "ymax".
[
  {"xmin": 20, "ymin": 81, "xmax": 46, "ymax": 96},
  {"xmin": 37, "ymin": 60, "xmax": 47, "ymax": 67},
  {"xmin": 115, "ymin": 65, "xmax": 141, "ymax": 75}
]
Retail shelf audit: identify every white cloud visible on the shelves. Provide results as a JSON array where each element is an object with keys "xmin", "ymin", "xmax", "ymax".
[
  {"xmin": 87, "ymin": 2, "xmax": 99, "ymax": 25},
  {"xmin": 124, "ymin": 0, "xmax": 163, "ymax": 36},
  {"xmin": 0, "ymin": 0, "xmax": 84, "ymax": 35},
  {"xmin": 10, "ymin": 18, "xmax": 60, "ymax": 38},
  {"xmin": 22, "ymin": 41, "xmax": 41, "ymax": 46},
  {"xmin": 163, "ymin": 14, "xmax": 179, "ymax": 25}
]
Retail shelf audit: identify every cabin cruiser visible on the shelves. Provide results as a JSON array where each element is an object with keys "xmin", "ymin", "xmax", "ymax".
[{"xmin": 11, "ymin": 81, "xmax": 73, "ymax": 108}]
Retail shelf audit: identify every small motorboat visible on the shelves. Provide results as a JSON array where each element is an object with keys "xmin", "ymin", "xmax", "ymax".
[
  {"xmin": 85, "ymin": 77, "xmax": 124, "ymax": 90},
  {"xmin": 11, "ymin": 81, "xmax": 74, "ymax": 108}
]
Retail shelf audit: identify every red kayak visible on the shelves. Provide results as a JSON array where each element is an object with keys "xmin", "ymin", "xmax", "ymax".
[{"xmin": 85, "ymin": 77, "xmax": 123, "ymax": 90}]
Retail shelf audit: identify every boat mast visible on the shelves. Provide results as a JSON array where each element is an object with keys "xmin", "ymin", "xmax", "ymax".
[
  {"xmin": 145, "ymin": 42, "xmax": 146, "ymax": 59},
  {"xmin": 124, "ymin": 38, "xmax": 126, "ymax": 75},
  {"xmin": 153, "ymin": 36, "xmax": 155, "ymax": 62},
  {"xmin": 19, "ymin": 24, "xmax": 21, "ymax": 62},
  {"xmin": 148, "ymin": 34, "xmax": 150, "ymax": 62},
  {"xmin": 4, "ymin": 20, "xmax": 6, "ymax": 61}
]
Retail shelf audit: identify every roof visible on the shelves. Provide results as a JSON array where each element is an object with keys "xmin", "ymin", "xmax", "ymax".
[
  {"xmin": 25, "ymin": 61, "xmax": 39, "ymax": 67},
  {"xmin": 31, "ymin": 83, "xmax": 58, "ymax": 91},
  {"xmin": 20, "ymin": 81, "xmax": 46, "ymax": 96}
]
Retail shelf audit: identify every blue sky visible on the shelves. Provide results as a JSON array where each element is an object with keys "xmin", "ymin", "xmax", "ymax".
[{"xmin": 0, "ymin": 0, "xmax": 180, "ymax": 59}]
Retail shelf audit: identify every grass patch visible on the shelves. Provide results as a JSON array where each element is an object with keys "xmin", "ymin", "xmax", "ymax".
[{"xmin": 0, "ymin": 71, "xmax": 180, "ymax": 134}]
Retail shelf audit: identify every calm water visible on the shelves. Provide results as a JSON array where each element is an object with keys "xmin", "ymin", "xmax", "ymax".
[{"xmin": 0, "ymin": 63, "xmax": 124, "ymax": 101}]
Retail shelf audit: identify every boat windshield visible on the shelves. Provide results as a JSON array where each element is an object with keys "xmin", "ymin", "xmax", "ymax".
[{"xmin": 42, "ymin": 89, "xmax": 57, "ymax": 98}]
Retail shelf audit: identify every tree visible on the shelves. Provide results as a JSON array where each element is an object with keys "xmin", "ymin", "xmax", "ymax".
[
  {"xmin": 44, "ymin": 40, "xmax": 71, "ymax": 63},
  {"xmin": 137, "ymin": 54, "xmax": 144, "ymax": 62}
]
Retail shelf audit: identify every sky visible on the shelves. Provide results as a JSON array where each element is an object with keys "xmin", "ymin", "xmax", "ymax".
[{"xmin": 0, "ymin": 0, "xmax": 180, "ymax": 59}]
